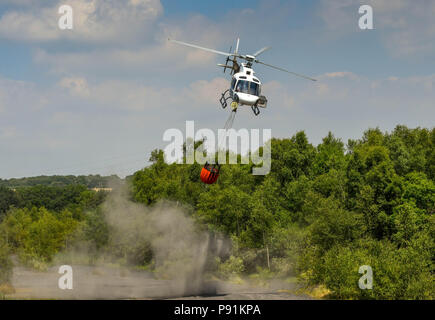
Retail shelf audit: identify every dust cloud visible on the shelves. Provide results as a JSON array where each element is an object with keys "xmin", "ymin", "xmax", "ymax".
[
  {"xmin": 101, "ymin": 187, "xmax": 230, "ymax": 297},
  {"xmin": 10, "ymin": 186, "xmax": 230, "ymax": 299}
]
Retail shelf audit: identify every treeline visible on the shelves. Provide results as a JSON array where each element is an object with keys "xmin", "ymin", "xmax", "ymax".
[
  {"xmin": 0, "ymin": 174, "xmax": 122, "ymax": 189},
  {"xmin": 131, "ymin": 125, "xmax": 434, "ymax": 299},
  {"xmin": 0, "ymin": 185, "xmax": 107, "ymax": 218},
  {"xmin": 0, "ymin": 184, "xmax": 109, "ymax": 279}
]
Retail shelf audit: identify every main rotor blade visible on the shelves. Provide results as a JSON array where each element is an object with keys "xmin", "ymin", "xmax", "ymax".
[
  {"xmin": 256, "ymin": 60, "xmax": 317, "ymax": 81},
  {"xmin": 235, "ymin": 38, "xmax": 240, "ymax": 55},
  {"xmin": 253, "ymin": 46, "xmax": 271, "ymax": 57},
  {"xmin": 169, "ymin": 38, "xmax": 236, "ymax": 57}
]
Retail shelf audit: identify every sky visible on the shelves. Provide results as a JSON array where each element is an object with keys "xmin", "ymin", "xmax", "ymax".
[{"xmin": 0, "ymin": 0, "xmax": 434, "ymax": 179}]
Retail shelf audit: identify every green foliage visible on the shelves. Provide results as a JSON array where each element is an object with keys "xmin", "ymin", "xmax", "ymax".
[
  {"xmin": 82, "ymin": 208, "xmax": 110, "ymax": 251},
  {"xmin": 308, "ymin": 206, "xmax": 364, "ymax": 254},
  {"xmin": 0, "ymin": 186, "xmax": 19, "ymax": 218},
  {"xmin": 128, "ymin": 126, "xmax": 433, "ymax": 299},
  {"xmin": 390, "ymin": 202, "xmax": 423, "ymax": 246},
  {"xmin": 217, "ymin": 255, "xmax": 245, "ymax": 279},
  {"xmin": 0, "ymin": 236, "xmax": 12, "ymax": 285},
  {"xmin": 196, "ymin": 185, "xmax": 253, "ymax": 237},
  {"xmin": 267, "ymin": 225, "xmax": 306, "ymax": 276},
  {"xmin": 0, "ymin": 125, "xmax": 432, "ymax": 300},
  {"xmin": 15, "ymin": 185, "xmax": 106, "ymax": 212},
  {"xmin": 313, "ymin": 132, "xmax": 346, "ymax": 175},
  {"xmin": 269, "ymin": 132, "xmax": 316, "ymax": 185},
  {"xmin": 0, "ymin": 174, "xmax": 121, "ymax": 188},
  {"xmin": 321, "ymin": 237, "xmax": 434, "ymax": 299},
  {"xmin": 402, "ymin": 172, "xmax": 435, "ymax": 211},
  {"xmin": 2, "ymin": 207, "xmax": 79, "ymax": 264}
]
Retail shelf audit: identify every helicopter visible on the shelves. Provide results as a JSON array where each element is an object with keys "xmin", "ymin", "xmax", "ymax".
[{"xmin": 169, "ymin": 38, "xmax": 317, "ymax": 116}]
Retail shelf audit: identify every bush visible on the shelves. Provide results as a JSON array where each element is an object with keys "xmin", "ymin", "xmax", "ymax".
[
  {"xmin": 0, "ymin": 237, "xmax": 12, "ymax": 285},
  {"xmin": 321, "ymin": 238, "xmax": 434, "ymax": 299},
  {"xmin": 2, "ymin": 207, "xmax": 79, "ymax": 266},
  {"xmin": 217, "ymin": 255, "xmax": 245, "ymax": 279}
]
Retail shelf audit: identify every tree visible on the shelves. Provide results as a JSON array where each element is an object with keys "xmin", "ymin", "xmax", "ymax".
[
  {"xmin": 391, "ymin": 202, "xmax": 422, "ymax": 246},
  {"xmin": 402, "ymin": 172, "xmax": 435, "ymax": 212},
  {"xmin": 2, "ymin": 207, "xmax": 78, "ymax": 264},
  {"xmin": 196, "ymin": 186, "xmax": 252, "ymax": 239},
  {"xmin": 269, "ymin": 131, "xmax": 316, "ymax": 185},
  {"xmin": 0, "ymin": 235, "xmax": 12, "ymax": 285},
  {"xmin": 312, "ymin": 132, "xmax": 346, "ymax": 175},
  {"xmin": 0, "ymin": 186, "xmax": 19, "ymax": 218}
]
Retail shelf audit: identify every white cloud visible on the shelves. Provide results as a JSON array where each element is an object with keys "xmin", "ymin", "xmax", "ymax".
[
  {"xmin": 184, "ymin": 78, "xmax": 229, "ymax": 105},
  {"xmin": 0, "ymin": 77, "xmax": 49, "ymax": 113},
  {"xmin": 90, "ymin": 80, "xmax": 176, "ymax": 111},
  {"xmin": 0, "ymin": 0, "xmax": 163, "ymax": 43},
  {"xmin": 31, "ymin": 12, "xmax": 229, "ymax": 78},
  {"xmin": 33, "ymin": 39, "xmax": 219, "ymax": 76},
  {"xmin": 322, "ymin": 71, "xmax": 358, "ymax": 79},
  {"xmin": 318, "ymin": 0, "xmax": 357, "ymax": 36},
  {"xmin": 0, "ymin": 1, "xmax": 58, "ymax": 6},
  {"xmin": 261, "ymin": 81, "xmax": 295, "ymax": 110},
  {"xmin": 318, "ymin": 0, "xmax": 435, "ymax": 57},
  {"xmin": 59, "ymin": 77, "xmax": 90, "ymax": 97},
  {"xmin": 55, "ymin": 76, "xmax": 229, "ymax": 112},
  {"xmin": 0, "ymin": 127, "xmax": 17, "ymax": 140},
  {"xmin": 0, "ymin": 91, "xmax": 4, "ymax": 113}
]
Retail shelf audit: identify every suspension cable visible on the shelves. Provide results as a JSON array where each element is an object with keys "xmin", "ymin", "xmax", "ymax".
[{"xmin": 217, "ymin": 109, "xmax": 237, "ymax": 155}]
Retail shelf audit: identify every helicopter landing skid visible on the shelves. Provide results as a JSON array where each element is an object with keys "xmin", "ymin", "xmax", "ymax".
[
  {"xmin": 219, "ymin": 89, "xmax": 231, "ymax": 109},
  {"xmin": 251, "ymin": 105, "xmax": 260, "ymax": 116}
]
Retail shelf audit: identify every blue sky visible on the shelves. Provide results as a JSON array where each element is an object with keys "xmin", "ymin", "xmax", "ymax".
[{"xmin": 0, "ymin": 0, "xmax": 434, "ymax": 178}]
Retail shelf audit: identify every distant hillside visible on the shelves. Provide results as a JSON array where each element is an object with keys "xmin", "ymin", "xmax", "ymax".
[{"xmin": 0, "ymin": 174, "xmax": 122, "ymax": 188}]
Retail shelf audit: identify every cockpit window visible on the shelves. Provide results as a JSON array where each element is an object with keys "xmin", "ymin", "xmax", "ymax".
[
  {"xmin": 231, "ymin": 77, "xmax": 236, "ymax": 89},
  {"xmin": 235, "ymin": 80, "xmax": 260, "ymax": 96},
  {"xmin": 250, "ymin": 81, "xmax": 260, "ymax": 96}
]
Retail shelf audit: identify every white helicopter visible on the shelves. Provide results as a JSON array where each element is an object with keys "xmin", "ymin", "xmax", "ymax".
[{"xmin": 169, "ymin": 38, "xmax": 316, "ymax": 116}]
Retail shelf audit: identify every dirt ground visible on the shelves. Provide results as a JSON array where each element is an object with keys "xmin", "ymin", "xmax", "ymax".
[{"xmin": 6, "ymin": 264, "xmax": 311, "ymax": 300}]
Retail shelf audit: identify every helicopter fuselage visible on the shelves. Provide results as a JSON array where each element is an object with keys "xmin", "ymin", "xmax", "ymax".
[{"xmin": 229, "ymin": 64, "xmax": 266, "ymax": 108}]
